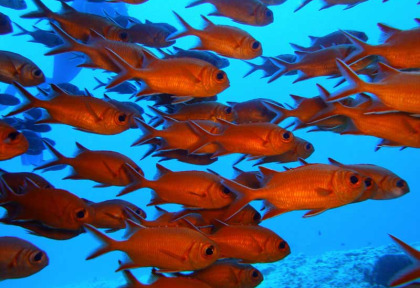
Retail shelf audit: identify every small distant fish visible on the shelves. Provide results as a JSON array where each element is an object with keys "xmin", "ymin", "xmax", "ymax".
[
  {"xmin": 0, "ymin": 120, "xmax": 29, "ymax": 160},
  {"xmin": 13, "ymin": 23, "xmax": 63, "ymax": 48},
  {"xmin": 0, "ymin": 168, "xmax": 53, "ymax": 192},
  {"xmin": 94, "ymin": 77, "xmax": 138, "ymax": 95},
  {"xmin": 229, "ymin": 98, "xmax": 279, "ymax": 123},
  {"xmin": 127, "ymin": 20, "xmax": 176, "ymax": 48},
  {"xmin": 0, "ymin": 0, "xmax": 26, "ymax": 10},
  {"xmin": 0, "ymin": 12, "xmax": 12, "ymax": 35},
  {"xmin": 186, "ymin": 0, "xmax": 274, "ymax": 27},
  {"xmin": 294, "ymin": 0, "xmax": 368, "ymax": 12},
  {"xmin": 0, "ymin": 237, "xmax": 48, "ymax": 280},
  {"xmin": 169, "ymin": 13, "xmax": 262, "ymax": 60},
  {"xmin": 152, "ymin": 149, "xmax": 218, "ymax": 166},
  {"xmin": 0, "ymin": 93, "xmax": 20, "ymax": 106},
  {"xmin": 0, "ymin": 51, "xmax": 45, "ymax": 86},
  {"xmin": 388, "ymin": 234, "xmax": 420, "ymax": 287},
  {"xmin": 162, "ymin": 46, "xmax": 230, "ymax": 69}
]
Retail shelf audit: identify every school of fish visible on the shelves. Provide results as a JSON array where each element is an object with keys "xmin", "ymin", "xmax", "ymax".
[{"xmin": 0, "ymin": 0, "xmax": 418, "ymax": 287}]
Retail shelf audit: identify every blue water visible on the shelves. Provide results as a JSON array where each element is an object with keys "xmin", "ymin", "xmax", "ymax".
[{"xmin": 0, "ymin": 0, "xmax": 419, "ymax": 287}]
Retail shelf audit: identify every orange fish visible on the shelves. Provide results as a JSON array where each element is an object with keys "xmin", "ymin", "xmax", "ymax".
[
  {"xmin": 105, "ymin": 48, "xmax": 230, "ymax": 97},
  {"xmin": 229, "ymin": 98, "xmax": 278, "ymax": 124},
  {"xmin": 188, "ymin": 259, "xmax": 263, "ymax": 288},
  {"xmin": 85, "ymin": 222, "xmax": 220, "ymax": 272},
  {"xmin": 0, "ymin": 51, "xmax": 45, "ymax": 86},
  {"xmin": 22, "ymin": 0, "xmax": 130, "ymax": 42},
  {"xmin": 326, "ymin": 59, "xmax": 420, "ymax": 114},
  {"xmin": 121, "ymin": 268, "xmax": 212, "ymax": 288},
  {"xmin": 207, "ymin": 221, "xmax": 290, "ymax": 263},
  {"xmin": 8, "ymin": 83, "xmax": 132, "ymax": 135},
  {"xmin": 0, "ymin": 120, "xmax": 29, "ymax": 160},
  {"xmin": 188, "ymin": 120, "xmax": 298, "ymax": 158},
  {"xmin": 152, "ymin": 149, "xmax": 218, "ymax": 166},
  {"xmin": 170, "ymin": 13, "xmax": 262, "ymax": 60},
  {"xmin": 0, "ymin": 237, "xmax": 48, "ymax": 280},
  {"xmin": 85, "ymin": 199, "xmax": 146, "ymax": 232},
  {"xmin": 388, "ymin": 234, "xmax": 420, "ymax": 287},
  {"xmin": 0, "ymin": 177, "xmax": 91, "ymax": 231},
  {"xmin": 120, "ymin": 164, "xmax": 235, "ymax": 210},
  {"xmin": 344, "ymin": 23, "xmax": 420, "ymax": 70},
  {"xmin": 36, "ymin": 141, "xmax": 144, "ymax": 187},
  {"xmin": 328, "ymin": 158, "xmax": 410, "ymax": 201},
  {"xmin": 186, "ymin": 0, "xmax": 274, "ymax": 27},
  {"xmin": 219, "ymin": 162, "xmax": 367, "ymax": 220},
  {"xmin": 46, "ymin": 23, "xmax": 154, "ymax": 73}
]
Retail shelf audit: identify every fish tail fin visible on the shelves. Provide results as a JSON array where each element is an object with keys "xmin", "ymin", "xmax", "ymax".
[
  {"xmin": 84, "ymin": 224, "xmax": 120, "ymax": 260},
  {"xmin": 186, "ymin": 120, "xmax": 216, "ymax": 154},
  {"xmin": 388, "ymin": 234, "xmax": 420, "ymax": 287},
  {"xmin": 261, "ymin": 100, "xmax": 290, "ymax": 124},
  {"xmin": 185, "ymin": 0, "xmax": 207, "ymax": 8},
  {"xmin": 341, "ymin": 30, "xmax": 377, "ymax": 63},
  {"xmin": 294, "ymin": 0, "xmax": 313, "ymax": 12},
  {"xmin": 34, "ymin": 140, "xmax": 69, "ymax": 171},
  {"xmin": 45, "ymin": 22, "xmax": 87, "ymax": 56},
  {"xmin": 93, "ymin": 77, "xmax": 106, "ymax": 90},
  {"xmin": 105, "ymin": 48, "xmax": 145, "ymax": 89},
  {"xmin": 219, "ymin": 177, "xmax": 260, "ymax": 221},
  {"xmin": 5, "ymin": 82, "xmax": 43, "ymax": 117},
  {"xmin": 268, "ymin": 58, "xmax": 293, "ymax": 83},
  {"xmin": 21, "ymin": 0, "xmax": 53, "ymax": 19},
  {"xmin": 167, "ymin": 12, "xmax": 196, "ymax": 40},
  {"xmin": 118, "ymin": 163, "xmax": 150, "ymax": 196},
  {"xmin": 132, "ymin": 118, "xmax": 160, "ymax": 146},
  {"xmin": 242, "ymin": 61, "xmax": 261, "ymax": 78},
  {"xmin": 12, "ymin": 22, "xmax": 29, "ymax": 36}
]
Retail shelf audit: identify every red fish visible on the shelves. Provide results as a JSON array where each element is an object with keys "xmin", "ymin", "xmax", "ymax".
[
  {"xmin": 0, "ymin": 237, "xmax": 48, "ymax": 280},
  {"xmin": 0, "ymin": 120, "xmax": 29, "ymax": 160},
  {"xmin": 0, "ymin": 51, "xmax": 45, "ymax": 86},
  {"xmin": 389, "ymin": 235, "xmax": 420, "ymax": 287}
]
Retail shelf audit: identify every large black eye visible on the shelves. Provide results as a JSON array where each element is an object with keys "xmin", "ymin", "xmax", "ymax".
[
  {"xmin": 216, "ymin": 71, "xmax": 225, "ymax": 81},
  {"xmin": 205, "ymin": 245, "xmax": 214, "ymax": 256},
  {"xmin": 76, "ymin": 209, "xmax": 86, "ymax": 219},
  {"xmin": 32, "ymin": 69, "xmax": 42, "ymax": 78},
  {"xmin": 279, "ymin": 241, "xmax": 286, "ymax": 249},
  {"xmin": 225, "ymin": 107, "xmax": 232, "ymax": 114},
  {"xmin": 135, "ymin": 209, "xmax": 142, "ymax": 215},
  {"xmin": 33, "ymin": 252, "xmax": 43, "ymax": 262},
  {"xmin": 119, "ymin": 32, "xmax": 128, "ymax": 41},
  {"xmin": 350, "ymin": 175, "xmax": 359, "ymax": 185},
  {"xmin": 118, "ymin": 114, "xmax": 127, "ymax": 122},
  {"xmin": 305, "ymin": 143, "xmax": 312, "ymax": 151},
  {"xmin": 364, "ymin": 178, "xmax": 372, "ymax": 187},
  {"xmin": 265, "ymin": 10, "xmax": 273, "ymax": 18},
  {"xmin": 252, "ymin": 41, "xmax": 260, "ymax": 50},
  {"xmin": 253, "ymin": 212, "xmax": 261, "ymax": 221},
  {"xmin": 282, "ymin": 131, "xmax": 291, "ymax": 140},
  {"xmin": 7, "ymin": 131, "xmax": 20, "ymax": 141},
  {"xmin": 222, "ymin": 186, "xmax": 231, "ymax": 195},
  {"xmin": 252, "ymin": 269, "xmax": 260, "ymax": 278},
  {"xmin": 396, "ymin": 179, "xmax": 406, "ymax": 188}
]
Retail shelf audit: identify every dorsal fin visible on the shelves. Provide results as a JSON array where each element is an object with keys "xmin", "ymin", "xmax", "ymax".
[
  {"xmin": 60, "ymin": 1, "xmax": 76, "ymax": 13},
  {"xmin": 201, "ymin": 15, "xmax": 214, "ymax": 26},
  {"xmin": 232, "ymin": 166, "xmax": 244, "ymax": 177},
  {"xmin": 377, "ymin": 23, "xmax": 401, "ymax": 42},
  {"xmin": 50, "ymin": 84, "xmax": 68, "ymax": 96},
  {"xmin": 289, "ymin": 94, "xmax": 305, "ymax": 105},
  {"xmin": 327, "ymin": 158, "xmax": 344, "ymax": 167},
  {"xmin": 155, "ymin": 163, "xmax": 172, "ymax": 178},
  {"xmin": 377, "ymin": 62, "xmax": 400, "ymax": 76},
  {"xmin": 75, "ymin": 142, "xmax": 89, "ymax": 153},
  {"xmin": 258, "ymin": 166, "xmax": 277, "ymax": 178},
  {"xmin": 298, "ymin": 158, "xmax": 309, "ymax": 165},
  {"xmin": 154, "ymin": 206, "xmax": 168, "ymax": 218}
]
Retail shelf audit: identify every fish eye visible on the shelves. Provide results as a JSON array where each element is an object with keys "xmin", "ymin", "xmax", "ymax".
[
  {"xmin": 364, "ymin": 178, "xmax": 372, "ymax": 187},
  {"xmin": 119, "ymin": 32, "xmax": 128, "ymax": 41},
  {"xmin": 265, "ymin": 9, "xmax": 273, "ymax": 18},
  {"xmin": 205, "ymin": 245, "xmax": 214, "ymax": 256},
  {"xmin": 396, "ymin": 179, "xmax": 406, "ymax": 188},
  {"xmin": 350, "ymin": 175, "xmax": 359, "ymax": 185},
  {"xmin": 118, "ymin": 114, "xmax": 127, "ymax": 122},
  {"xmin": 32, "ymin": 251, "xmax": 44, "ymax": 262},
  {"xmin": 278, "ymin": 241, "xmax": 287, "ymax": 249},
  {"xmin": 222, "ymin": 186, "xmax": 231, "ymax": 195},
  {"xmin": 225, "ymin": 107, "xmax": 232, "ymax": 114},
  {"xmin": 305, "ymin": 143, "xmax": 312, "ymax": 151},
  {"xmin": 215, "ymin": 71, "xmax": 226, "ymax": 82},
  {"xmin": 252, "ymin": 269, "xmax": 260, "ymax": 278},
  {"xmin": 252, "ymin": 41, "xmax": 260, "ymax": 50},
  {"xmin": 7, "ymin": 131, "xmax": 20, "ymax": 141},
  {"xmin": 32, "ymin": 69, "xmax": 42, "ymax": 78},
  {"xmin": 281, "ymin": 131, "xmax": 292, "ymax": 142},
  {"xmin": 253, "ymin": 212, "xmax": 261, "ymax": 222},
  {"xmin": 76, "ymin": 209, "xmax": 87, "ymax": 219}
]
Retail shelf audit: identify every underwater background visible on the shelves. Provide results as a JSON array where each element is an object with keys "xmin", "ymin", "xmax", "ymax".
[{"xmin": 0, "ymin": 0, "xmax": 419, "ymax": 287}]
